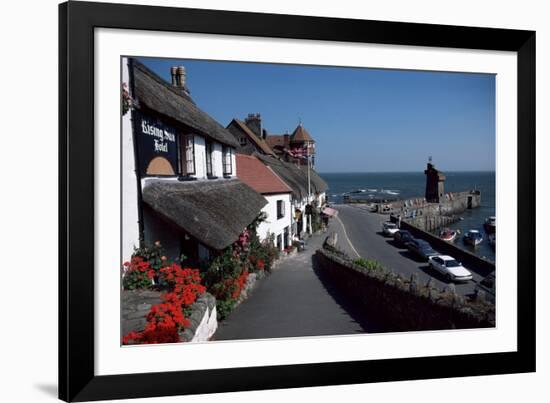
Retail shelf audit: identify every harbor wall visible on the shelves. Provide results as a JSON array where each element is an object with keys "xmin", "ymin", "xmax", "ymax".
[
  {"xmin": 315, "ymin": 247, "xmax": 494, "ymax": 332},
  {"xmin": 398, "ymin": 220, "xmax": 495, "ymax": 277},
  {"xmin": 403, "ymin": 214, "xmax": 459, "ymax": 232},
  {"xmin": 345, "ymin": 191, "xmax": 481, "ymax": 226}
]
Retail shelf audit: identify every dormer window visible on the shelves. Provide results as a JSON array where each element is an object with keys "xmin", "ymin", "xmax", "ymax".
[
  {"xmin": 223, "ymin": 146, "xmax": 233, "ymax": 176},
  {"xmin": 239, "ymin": 136, "xmax": 247, "ymax": 145},
  {"xmin": 180, "ymin": 134, "xmax": 195, "ymax": 176}
]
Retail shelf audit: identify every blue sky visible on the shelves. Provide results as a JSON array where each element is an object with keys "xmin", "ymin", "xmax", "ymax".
[{"xmin": 138, "ymin": 57, "xmax": 495, "ymax": 173}]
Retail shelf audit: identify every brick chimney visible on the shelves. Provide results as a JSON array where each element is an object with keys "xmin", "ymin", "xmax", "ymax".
[
  {"xmin": 169, "ymin": 66, "xmax": 191, "ymax": 98},
  {"xmin": 283, "ymin": 133, "xmax": 290, "ymax": 148},
  {"xmin": 170, "ymin": 66, "xmax": 186, "ymax": 88},
  {"xmin": 244, "ymin": 113, "xmax": 262, "ymax": 138}
]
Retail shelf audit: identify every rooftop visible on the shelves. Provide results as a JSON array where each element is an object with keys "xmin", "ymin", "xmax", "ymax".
[
  {"xmin": 131, "ymin": 59, "xmax": 239, "ymax": 148},
  {"xmin": 290, "ymin": 124, "xmax": 314, "ymax": 143},
  {"xmin": 142, "ymin": 178, "xmax": 267, "ymax": 250},
  {"xmin": 229, "ymin": 119, "xmax": 276, "ymax": 156},
  {"xmin": 236, "ymin": 154, "xmax": 292, "ymax": 195}
]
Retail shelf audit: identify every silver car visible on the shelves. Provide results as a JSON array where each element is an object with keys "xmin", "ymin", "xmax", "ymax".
[{"xmin": 428, "ymin": 255, "xmax": 473, "ymax": 282}]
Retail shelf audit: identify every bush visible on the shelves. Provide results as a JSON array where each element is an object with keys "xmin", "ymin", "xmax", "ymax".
[
  {"xmin": 203, "ymin": 218, "xmax": 280, "ymax": 321},
  {"xmin": 353, "ymin": 257, "xmax": 385, "ymax": 272},
  {"xmin": 122, "ymin": 256, "xmax": 155, "ymax": 290}
]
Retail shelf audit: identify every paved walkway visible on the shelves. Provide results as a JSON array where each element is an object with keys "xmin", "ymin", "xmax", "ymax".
[{"xmin": 213, "ymin": 221, "xmax": 374, "ymax": 341}]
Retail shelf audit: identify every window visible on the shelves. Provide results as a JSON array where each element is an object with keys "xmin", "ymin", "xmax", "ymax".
[
  {"xmin": 277, "ymin": 200, "xmax": 285, "ymax": 219},
  {"xmin": 223, "ymin": 146, "xmax": 233, "ymax": 176},
  {"xmin": 205, "ymin": 141, "xmax": 213, "ymax": 177},
  {"xmin": 239, "ymin": 136, "xmax": 247, "ymax": 146},
  {"xmin": 180, "ymin": 134, "xmax": 195, "ymax": 175}
]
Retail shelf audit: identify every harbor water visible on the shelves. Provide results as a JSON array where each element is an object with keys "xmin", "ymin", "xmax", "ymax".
[{"xmin": 321, "ymin": 171, "xmax": 496, "ymax": 262}]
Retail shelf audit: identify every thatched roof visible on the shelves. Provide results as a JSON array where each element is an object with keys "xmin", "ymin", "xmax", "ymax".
[
  {"xmin": 131, "ymin": 59, "xmax": 239, "ymax": 148},
  {"xmin": 254, "ymin": 154, "xmax": 327, "ymax": 200},
  {"xmin": 142, "ymin": 179, "xmax": 267, "ymax": 250}
]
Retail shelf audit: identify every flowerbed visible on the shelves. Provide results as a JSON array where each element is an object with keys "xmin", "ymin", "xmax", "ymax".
[
  {"xmin": 122, "ymin": 245, "xmax": 206, "ymax": 345},
  {"xmin": 203, "ymin": 227, "xmax": 279, "ymax": 320},
  {"xmin": 121, "ymin": 215, "xmax": 281, "ymax": 340}
]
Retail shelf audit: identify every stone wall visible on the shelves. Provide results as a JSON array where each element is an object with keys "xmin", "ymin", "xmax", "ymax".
[
  {"xmin": 121, "ymin": 290, "xmax": 218, "ymax": 342},
  {"xmin": 399, "ymin": 214, "xmax": 459, "ymax": 232},
  {"xmin": 315, "ymin": 248, "xmax": 494, "ymax": 332},
  {"xmin": 375, "ymin": 190, "xmax": 481, "ymax": 219}
]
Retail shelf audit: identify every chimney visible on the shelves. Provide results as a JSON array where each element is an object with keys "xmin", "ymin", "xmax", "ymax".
[
  {"xmin": 283, "ymin": 132, "xmax": 290, "ymax": 148},
  {"xmin": 170, "ymin": 66, "xmax": 187, "ymax": 88},
  {"xmin": 244, "ymin": 113, "xmax": 262, "ymax": 138},
  {"xmin": 262, "ymin": 129, "xmax": 268, "ymax": 140},
  {"xmin": 170, "ymin": 66, "xmax": 178, "ymax": 86}
]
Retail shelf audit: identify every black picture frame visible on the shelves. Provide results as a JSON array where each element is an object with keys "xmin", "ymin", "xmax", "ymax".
[{"xmin": 59, "ymin": 1, "xmax": 536, "ymax": 401}]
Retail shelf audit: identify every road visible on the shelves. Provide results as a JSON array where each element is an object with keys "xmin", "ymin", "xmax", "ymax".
[{"xmin": 334, "ymin": 204, "xmax": 482, "ymax": 296}]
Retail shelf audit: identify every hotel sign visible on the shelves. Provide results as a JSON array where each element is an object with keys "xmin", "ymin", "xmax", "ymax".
[{"xmin": 134, "ymin": 111, "xmax": 178, "ymax": 176}]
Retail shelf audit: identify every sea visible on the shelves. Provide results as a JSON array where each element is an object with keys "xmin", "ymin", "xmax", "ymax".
[{"xmin": 320, "ymin": 171, "xmax": 496, "ymax": 262}]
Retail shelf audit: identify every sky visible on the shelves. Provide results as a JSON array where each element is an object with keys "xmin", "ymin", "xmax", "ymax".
[{"xmin": 138, "ymin": 57, "xmax": 496, "ymax": 173}]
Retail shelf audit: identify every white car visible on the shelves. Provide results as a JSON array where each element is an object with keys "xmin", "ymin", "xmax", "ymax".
[
  {"xmin": 382, "ymin": 222, "xmax": 399, "ymax": 237},
  {"xmin": 428, "ymin": 255, "xmax": 473, "ymax": 282}
]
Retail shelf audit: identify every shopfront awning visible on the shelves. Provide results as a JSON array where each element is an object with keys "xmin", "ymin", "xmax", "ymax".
[
  {"xmin": 142, "ymin": 179, "xmax": 267, "ymax": 250},
  {"xmin": 321, "ymin": 207, "xmax": 338, "ymax": 217}
]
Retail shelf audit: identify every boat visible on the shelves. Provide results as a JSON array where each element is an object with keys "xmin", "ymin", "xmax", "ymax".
[
  {"xmin": 484, "ymin": 216, "xmax": 496, "ymax": 234},
  {"xmin": 439, "ymin": 228, "xmax": 458, "ymax": 242},
  {"xmin": 464, "ymin": 229, "xmax": 483, "ymax": 246}
]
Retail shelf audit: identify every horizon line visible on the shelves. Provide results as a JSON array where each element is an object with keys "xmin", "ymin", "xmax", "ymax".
[{"xmin": 317, "ymin": 170, "xmax": 496, "ymax": 174}]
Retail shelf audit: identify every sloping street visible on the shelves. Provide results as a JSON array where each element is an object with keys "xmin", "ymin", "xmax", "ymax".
[{"xmin": 213, "ymin": 221, "xmax": 378, "ymax": 340}]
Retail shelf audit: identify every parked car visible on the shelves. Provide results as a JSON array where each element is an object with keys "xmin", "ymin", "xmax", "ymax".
[
  {"xmin": 393, "ymin": 230, "xmax": 415, "ymax": 247},
  {"xmin": 474, "ymin": 272, "xmax": 495, "ymax": 303},
  {"xmin": 428, "ymin": 255, "xmax": 473, "ymax": 282},
  {"xmin": 405, "ymin": 239, "xmax": 439, "ymax": 260},
  {"xmin": 382, "ymin": 221, "xmax": 399, "ymax": 237}
]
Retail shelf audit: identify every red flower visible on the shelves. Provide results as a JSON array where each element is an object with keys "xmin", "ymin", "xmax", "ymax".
[{"xmin": 123, "ymin": 263, "xmax": 206, "ymax": 345}]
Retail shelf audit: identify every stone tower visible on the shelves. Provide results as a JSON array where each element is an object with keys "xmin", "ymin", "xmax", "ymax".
[{"xmin": 424, "ymin": 161, "xmax": 445, "ymax": 203}]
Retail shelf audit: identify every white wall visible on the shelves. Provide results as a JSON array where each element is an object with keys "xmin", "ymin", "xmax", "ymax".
[
  {"xmin": 2, "ymin": 2, "xmax": 548, "ymax": 403},
  {"xmin": 257, "ymin": 193, "xmax": 292, "ymax": 249},
  {"xmin": 121, "ymin": 57, "xmax": 141, "ymax": 261},
  {"xmin": 191, "ymin": 136, "xmax": 235, "ymax": 179}
]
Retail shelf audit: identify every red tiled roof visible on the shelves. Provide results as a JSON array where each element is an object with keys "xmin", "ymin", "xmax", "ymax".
[
  {"xmin": 236, "ymin": 154, "xmax": 292, "ymax": 194},
  {"xmin": 291, "ymin": 124, "xmax": 314, "ymax": 143},
  {"xmin": 231, "ymin": 119, "xmax": 276, "ymax": 156},
  {"xmin": 265, "ymin": 134, "xmax": 286, "ymax": 149}
]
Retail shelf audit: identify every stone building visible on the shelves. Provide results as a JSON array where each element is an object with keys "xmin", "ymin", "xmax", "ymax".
[
  {"xmin": 226, "ymin": 114, "xmax": 276, "ymax": 157},
  {"xmin": 424, "ymin": 161, "xmax": 446, "ymax": 203},
  {"xmin": 265, "ymin": 123, "xmax": 316, "ymax": 168}
]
